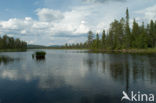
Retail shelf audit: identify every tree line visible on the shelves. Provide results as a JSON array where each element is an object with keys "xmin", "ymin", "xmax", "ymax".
[
  {"xmin": 0, "ymin": 35, "xmax": 27, "ymax": 49},
  {"xmin": 64, "ymin": 9, "xmax": 156, "ymax": 50}
]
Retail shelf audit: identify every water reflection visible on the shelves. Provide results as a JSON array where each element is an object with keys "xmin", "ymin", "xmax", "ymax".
[
  {"xmin": 84, "ymin": 54, "xmax": 156, "ymax": 93},
  {"xmin": 0, "ymin": 56, "xmax": 18, "ymax": 65},
  {"xmin": 0, "ymin": 50, "xmax": 155, "ymax": 103},
  {"xmin": 32, "ymin": 55, "xmax": 46, "ymax": 61}
]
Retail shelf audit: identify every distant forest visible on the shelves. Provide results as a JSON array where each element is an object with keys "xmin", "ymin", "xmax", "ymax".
[
  {"xmin": 0, "ymin": 35, "xmax": 27, "ymax": 49},
  {"xmin": 64, "ymin": 9, "xmax": 156, "ymax": 50}
]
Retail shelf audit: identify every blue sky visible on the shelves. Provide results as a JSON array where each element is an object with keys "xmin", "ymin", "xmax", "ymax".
[{"xmin": 0, "ymin": 0, "xmax": 156, "ymax": 45}]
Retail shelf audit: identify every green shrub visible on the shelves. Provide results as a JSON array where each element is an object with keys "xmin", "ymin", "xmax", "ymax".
[{"xmin": 35, "ymin": 51, "xmax": 46, "ymax": 56}]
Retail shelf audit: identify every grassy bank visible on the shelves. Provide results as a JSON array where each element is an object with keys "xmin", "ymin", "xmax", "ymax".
[
  {"xmin": 0, "ymin": 49, "xmax": 27, "ymax": 52},
  {"xmin": 90, "ymin": 48, "xmax": 156, "ymax": 54}
]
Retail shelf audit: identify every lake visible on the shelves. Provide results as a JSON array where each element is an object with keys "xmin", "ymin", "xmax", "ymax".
[{"xmin": 0, "ymin": 49, "xmax": 156, "ymax": 103}]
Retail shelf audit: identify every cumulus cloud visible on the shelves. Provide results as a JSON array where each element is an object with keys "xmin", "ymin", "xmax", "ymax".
[
  {"xmin": 0, "ymin": 17, "xmax": 32, "ymax": 31},
  {"xmin": 21, "ymin": 30, "xmax": 27, "ymax": 34},
  {"xmin": 135, "ymin": 4, "xmax": 156, "ymax": 21},
  {"xmin": 0, "ymin": 0, "xmax": 155, "ymax": 45},
  {"xmin": 0, "ymin": 7, "xmax": 91, "ymax": 45},
  {"xmin": 53, "ymin": 32, "xmax": 87, "ymax": 38},
  {"xmin": 36, "ymin": 8, "xmax": 64, "ymax": 22},
  {"xmin": 0, "ymin": 2, "xmax": 127, "ymax": 45}
]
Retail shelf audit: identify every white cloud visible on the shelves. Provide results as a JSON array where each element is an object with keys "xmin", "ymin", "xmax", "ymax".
[
  {"xmin": 135, "ymin": 4, "xmax": 156, "ymax": 21},
  {"xmin": 0, "ymin": 18, "xmax": 18, "ymax": 29},
  {"xmin": 0, "ymin": 7, "xmax": 92, "ymax": 45},
  {"xmin": 1, "ymin": 70, "xmax": 18, "ymax": 80},
  {"xmin": 21, "ymin": 30, "xmax": 27, "ymax": 34},
  {"xmin": 25, "ymin": 17, "xmax": 32, "ymax": 21},
  {"xmin": 28, "ymin": 40, "xmax": 35, "ymax": 44},
  {"xmin": 0, "ymin": 2, "xmax": 127, "ymax": 45},
  {"xmin": 36, "ymin": 8, "xmax": 64, "ymax": 22},
  {"xmin": 0, "ymin": 0, "xmax": 155, "ymax": 45}
]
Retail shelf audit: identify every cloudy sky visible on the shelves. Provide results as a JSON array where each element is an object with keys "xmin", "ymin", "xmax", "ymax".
[{"xmin": 0, "ymin": 0, "xmax": 156, "ymax": 45}]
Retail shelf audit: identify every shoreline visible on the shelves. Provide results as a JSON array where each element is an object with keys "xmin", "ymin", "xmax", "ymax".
[
  {"xmin": 27, "ymin": 48, "xmax": 156, "ymax": 54},
  {"xmin": 89, "ymin": 48, "xmax": 156, "ymax": 54},
  {"xmin": 0, "ymin": 49, "xmax": 27, "ymax": 52},
  {"xmin": 1, "ymin": 48, "xmax": 155, "ymax": 54}
]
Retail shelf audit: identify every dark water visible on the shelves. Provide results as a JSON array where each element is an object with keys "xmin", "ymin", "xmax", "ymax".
[{"xmin": 0, "ymin": 49, "xmax": 156, "ymax": 103}]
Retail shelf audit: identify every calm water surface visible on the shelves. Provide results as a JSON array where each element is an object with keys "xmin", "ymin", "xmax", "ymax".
[{"xmin": 0, "ymin": 49, "xmax": 156, "ymax": 103}]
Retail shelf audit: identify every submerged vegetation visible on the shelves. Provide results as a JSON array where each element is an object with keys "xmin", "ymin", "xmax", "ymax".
[
  {"xmin": 64, "ymin": 9, "xmax": 156, "ymax": 53},
  {"xmin": 0, "ymin": 35, "xmax": 27, "ymax": 51}
]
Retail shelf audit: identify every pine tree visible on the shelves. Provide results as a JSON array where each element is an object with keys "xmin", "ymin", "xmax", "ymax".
[
  {"xmin": 124, "ymin": 8, "xmax": 131, "ymax": 48},
  {"xmin": 154, "ymin": 21, "xmax": 156, "ymax": 47},
  {"xmin": 149, "ymin": 20, "xmax": 154, "ymax": 47},
  {"xmin": 64, "ymin": 8, "xmax": 156, "ymax": 50},
  {"xmin": 132, "ymin": 19, "xmax": 140, "ymax": 48},
  {"xmin": 0, "ymin": 35, "xmax": 27, "ymax": 49},
  {"xmin": 102, "ymin": 30, "xmax": 106, "ymax": 49},
  {"xmin": 87, "ymin": 31, "xmax": 94, "ymax": 48},
  {"xmin": 138, "ymin": 22, "xmax": 148, "ymax": 48},
  {"xmin": 96, "ymin": 33, "xmax": 100, "ymax": 49}
]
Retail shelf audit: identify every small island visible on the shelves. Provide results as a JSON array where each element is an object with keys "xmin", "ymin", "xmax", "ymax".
[{"xmin": 32, "ymin": 51, "xmax": 46, "ymax": 60}]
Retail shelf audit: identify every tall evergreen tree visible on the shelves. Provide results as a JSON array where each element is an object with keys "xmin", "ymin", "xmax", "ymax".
[
  {"xmin": 87, "ymin": 31, "xmax": 94, "ymax": 48},
  {"xmin": 124, "ymin": 8, "xmax": 131, "ymax": 48},
  {"xmin": 154, "ymin": 21, "xmax": 156, "ymax": 47},
  {"xmin": 131, "ymin": 19, "xmax": 140, "ymax": 48},
  {"xmin": 149, "ymin": 20, "xmax": 155, "ymax": 47},
  {"xmin": 137, "ymin": 22, "xmax": 148, "ymax": 48},
  {"xmin": 102, "ymin": 30, "xmax": 106, "ymax": 49},
  {"xmin": 96, "ymin": 33, "xmax": 100, "ymax": 49},
  {"xmin": 0, "ymin": 35, "xmax": 27, "ymax": 49},
  {"xmin": 64, "ymin": 8, "xmax": 156, "ymax": 50}
]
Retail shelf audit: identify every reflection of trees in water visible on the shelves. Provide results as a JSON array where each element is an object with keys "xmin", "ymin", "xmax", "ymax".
[
  {"xmin": 38, "ymin": 74, "xmax": 65, "ymax": 89},
  {"xmin": 32, "ymin": 55, "xmax": 46, "ymax": 63},
  {"xmin": 0, "ymin": 56, "xmax": 17, "ymax": 65},
  {"xmin": 130, "ymin": 54, "xmax": 156, "ymax": 83},
  {"xmin": 84, "ymin": 54, "xmax": 156, "ymax": 92},
  {"xmin": 108, "ymin": 54, "xmax": 130, "ymax": 92},
  {"xmin": 109, "ymin": 63, "xmax": 125, "ymax": 82},
  {"xmin": 146, "ymin": 55, "xmax": 156, "ymax": 84},
  {"xmin": 108, "ymin": 54, "xmax": 156, "ymax": 92},
  {"xmin": 83, "ymin": 54, "xmax": 94, "ymax": 72},
  {"xmin": 84, "ymin": 54, "xmax": 106, "ymax": 73}
]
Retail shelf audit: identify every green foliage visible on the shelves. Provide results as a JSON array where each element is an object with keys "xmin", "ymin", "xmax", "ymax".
[
  {"xmin": 0, "ymin": 35, "xmax": 27, "ymax": 50},
  {"xmin": 95, "ymin": 33, "xmax": 100, "ymax": 49},
  {"xmin": 87, "ymin": 31, "xmax": 94, "ymax": 48},
  {"xmin": 102, "ymin": 30, "xmax": 106, "ymax": 49},
  {"xmin": 35, "ymin": 51, "xmax": 46, "ymax": 56},
  {"xmin": 64, "ymin": 8, "xmax": 156, "ymax": 50}
]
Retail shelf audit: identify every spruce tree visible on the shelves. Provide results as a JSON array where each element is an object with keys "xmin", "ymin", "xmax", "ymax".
[
  {"xmin": 87, "ymin": 31, "xmax": 94, "ymax": 48},
  {"xmin": 96, "ymin": 33, "xmax": 100, "ymax": 49},
  {"xmin": 102, "ymin": 30, "xmax": 106, "ymax": 49},
  {"xmin": 125, "ymin": 8, "xmax": 131, "ymax": 48}
]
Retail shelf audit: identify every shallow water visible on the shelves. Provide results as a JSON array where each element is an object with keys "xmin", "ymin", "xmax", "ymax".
[{"xmin": 0, "ymin": 49, "xmax": 156, "ymax": 103}]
